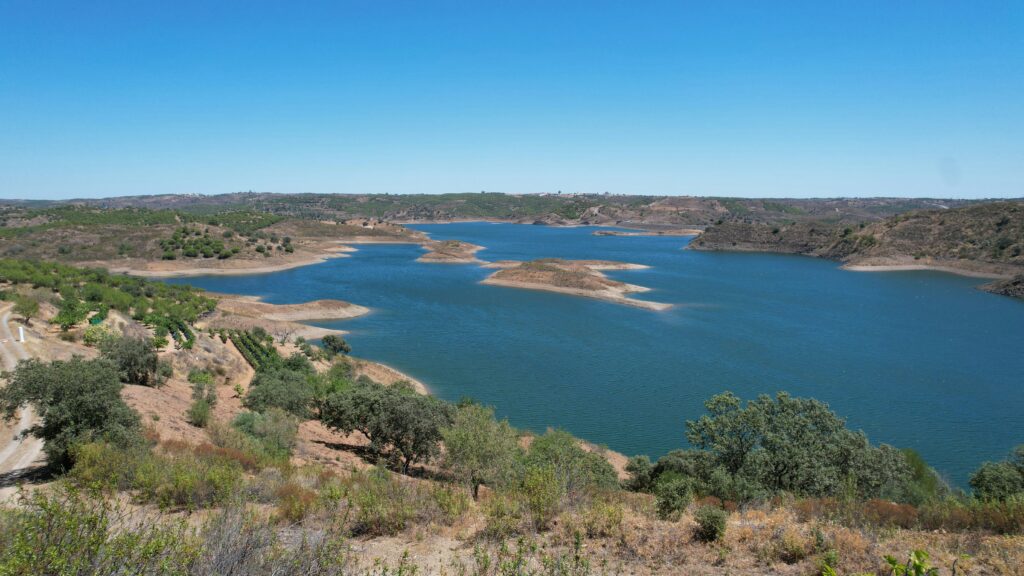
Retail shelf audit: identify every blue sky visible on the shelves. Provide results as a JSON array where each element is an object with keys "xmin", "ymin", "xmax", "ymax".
[{"xmin": 1, "ymin": 1, "xmax": 1021, "ymax": 200}]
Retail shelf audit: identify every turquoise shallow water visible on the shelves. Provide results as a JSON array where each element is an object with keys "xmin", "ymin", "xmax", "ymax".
[{"xmin": 169, "ymin": 223, "xmax": 1024, "ymax": 486}]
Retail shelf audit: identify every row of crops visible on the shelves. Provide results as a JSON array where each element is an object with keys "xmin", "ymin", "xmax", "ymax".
[
  {"xmin": 228, "ymin": 329, "xmax": 280, "ymax": 371},
  {"xmin": 166, "ymin": 319, "xmax": 196, "ymax": 349}
]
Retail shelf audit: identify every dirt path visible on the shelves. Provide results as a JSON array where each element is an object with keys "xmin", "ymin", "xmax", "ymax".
[{"xmin": 0, "ymin": 307, "xmax": 45, "ymax": 499}]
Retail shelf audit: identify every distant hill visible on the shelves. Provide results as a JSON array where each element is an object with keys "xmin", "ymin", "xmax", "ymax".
[
  {"xmin": 9, "ymin": 192, "xmax": 981, "ymax": 228},
  {"xmin": 689, "ymin": 201, "xmax": 1024, "ymax": 296}
]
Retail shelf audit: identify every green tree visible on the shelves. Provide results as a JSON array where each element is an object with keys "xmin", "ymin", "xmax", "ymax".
[
  {"xmin": 440, "ymin": 403, "xmax": 521, "ymax": 499},
  {"xmin": 970, "ymin": 460, "xmax": 1024, "ymax": 501},
  {"xmin": 671, "ymin": 392, "xmax": 913, "ymax": 501},
  {"xmin": 320, "ymin": 380, "xmax": 454, "ymax": 473},
  {"xmin": 0, "ymin": 357, "xmax": 140, "ymax": 469},
  {"xmin": 243, "ymin": 366, "xmax": 316, "ymax": 418},
  {"xmin": 321, "ymin": 334, "xmax": 351, "ymax": 357},
  {"xmin": 98, "ymin": 335, "xmax": 160, "ymax": 387},
  {"xmin": 12, "ymin": 295, "xmax": 38, "ymax": 325}
]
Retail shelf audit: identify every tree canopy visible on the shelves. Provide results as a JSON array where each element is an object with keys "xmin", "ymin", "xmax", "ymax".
[{"xmin": 0, "ymin": 357, "xmax": 140, "ymax": 469}]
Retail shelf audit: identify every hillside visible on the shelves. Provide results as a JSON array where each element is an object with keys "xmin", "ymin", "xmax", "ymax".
[
  {"xmin": 689, "ymin": 201, "xmax": 1024, "ymax": 293},
  {"xmin": 8, "ymin": 193, "xmax": 979, "ymax": 229}
]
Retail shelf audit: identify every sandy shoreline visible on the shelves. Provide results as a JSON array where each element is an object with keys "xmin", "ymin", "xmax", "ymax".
[
  {"xmin": 105, "ymin": 248, "xmax": 356, "ymax": 278},
  {"xmin": 841, "ymin": 263, "xmax": 1013, "ymax": 279},
  {"xmin": 482, "ymin": 260, "xmax": 649, "ymax": 271},
  {"xmin": 593, "ymin": 229, "xmax": 702, "ymax": 237}
]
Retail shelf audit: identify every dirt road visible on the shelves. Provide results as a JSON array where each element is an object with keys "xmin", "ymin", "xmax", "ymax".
[{"xmin": 0, "ymin": 307, "xmax": 45, "ymax": 499}]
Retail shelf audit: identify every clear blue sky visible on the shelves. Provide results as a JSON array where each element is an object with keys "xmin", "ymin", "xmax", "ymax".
[{"xmin": 1, "ymin": 1, "xmax": 1021, "ymax": 200}]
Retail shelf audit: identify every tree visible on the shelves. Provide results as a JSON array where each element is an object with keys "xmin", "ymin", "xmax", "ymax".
[
  {"xmin": 320, "ymin": 380, "xmax": 454, "ymax": 473},
  {"xmin": 970, "ymin": 447, "xmax": 1024, "ymax": 501},
  {"xmin": 321, "ymin": 335, "xmax": 351, "ymax": 357},
  {"xmin": 98, "ymin": 335, "xmax": 160, "ymax": 387},
  {"xmin": 12, "ymin": 295, "xmax": 38, "ymax": 325},
  {"xmin": 243, "ymin": 366, "xmax": 316, "ymax": 418},
  {"xmin": 440, "ymin": 403, "xmax": 521, "ymax": 499},
  {"xmin": 0, "ymin": 357, "xmax": 140, "ymax": 469},
  {"xmin": 661, "ymin": 392, "xmax": 915, "ymax": 501}
]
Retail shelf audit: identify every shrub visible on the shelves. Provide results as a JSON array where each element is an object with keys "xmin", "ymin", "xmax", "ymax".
[
  {"xmin": 483, "ymin": 492, "xmax": 526, "ymax": 539},
  {"xmin": 82, "ymin": 324, "xmax": 113, "ymax": 347},
  {"xmin": 654, "ymin": 476, "xmax": 692, "ymax": 521},
  {"xmin": 232, "ymin": 408, "xmax": 299, "ymax": 459},
  {"xmin": 523, "ymin": 429, "xmax": 619, "ymax": 506},
  {"xmin": 0, "ymin": 486, "xmax": 197, "ymax": 574},
  {"xmin": 188, "ymin": 399, "xmax": 213, "ymax": 427},
  {"xmin": 580, "ymin": 496, "xmax": 624, "ymax": 537},
  {"xmin": 275, "ymin": 482, "xmax": 318, "ymax": 523},
  {"xmin": 132, "ymin": 449, "xmax": 243, "ymax": 510},
  {"xmin": 694, "ymin": 505, "xmax": 727, "ymax": 542},
  {"xmin": 349, "ymin": 467, "xmax": 416, "ymax": 536},
  {"xmin": 521, "ymin": 464, "xmax": 562, "ymax": 531}
]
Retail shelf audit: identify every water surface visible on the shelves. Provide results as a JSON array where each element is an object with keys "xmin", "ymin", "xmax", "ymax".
[{"xmin": 170, "ymin": 223, "xmax": 1024, "ymax": 486}]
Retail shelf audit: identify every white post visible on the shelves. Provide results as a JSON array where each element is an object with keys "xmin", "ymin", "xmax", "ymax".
[{"xmin": 18, "ymin": 326, "xmax": 24, "ymax": 343}]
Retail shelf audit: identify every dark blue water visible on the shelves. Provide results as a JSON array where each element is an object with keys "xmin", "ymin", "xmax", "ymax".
[{"xmin": 170, "ymin": 223, "xmax": 1024, "ymax": 486}]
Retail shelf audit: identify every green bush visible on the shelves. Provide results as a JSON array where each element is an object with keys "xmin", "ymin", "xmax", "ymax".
[
  {"xmin": 0, "ymin": 486, "xmax": 198, "ymax": 574},
  {"xmin": 188, "ymin": 399, "xmax": 213, "ymax": 428},
  {"xmin": 521, "ymin": 464, "xmax": 562, "ymax": 531},
  {"xmin": 654, "ymin": 476, "xmax": 692, "ymax": 520},
  {"xmin": 132, "ymin": 449, "xmax": 243, "ymax": 510},
  {"xmin": 232, "ymin": 408, "xmax": 299, "ymax": 459},
  {"xmin": 693, "ymin": 505, "xmax": 728, "ymax": 542},
  {"xmin": 523, "ymin": 429, "xmax": 619, "ymax": 506}
]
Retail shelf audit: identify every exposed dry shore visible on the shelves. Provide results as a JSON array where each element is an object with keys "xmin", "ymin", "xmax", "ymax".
[
  {"xmin": 416, "ymin": 240, "xmax": 485, "ymax": 263},
  {"xmin": 481, "ymin": 259, "xmax": 671, "ymax": 311},
  {"xmin": 840, "ymin": 258, "xmax": 1015, "ymax": 279},
  {"xmin": 593, "ymin": 228, "xmax": 702, "ymax": 237},
  {"xmin": 202, "ymin": 295, "xmax": 370, "ymax": 341},
  {"xmin": 102, "ymin": 246, "xmax": 357, "ymax": 278}
]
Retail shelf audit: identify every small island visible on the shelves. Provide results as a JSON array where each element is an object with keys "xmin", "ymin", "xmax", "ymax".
[
  {"xmin": 417, "ymin": 239, "xmax": 485, "ymax": 263},
  {"xmin": 480, "ymin": 258, "xmax": 670, "ymax": 310}
]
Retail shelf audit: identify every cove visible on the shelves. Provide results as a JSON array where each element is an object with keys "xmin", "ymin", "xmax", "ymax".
[{"xmin": 168, "ymin": 223, "xmax": 1024, "ymax": 487}]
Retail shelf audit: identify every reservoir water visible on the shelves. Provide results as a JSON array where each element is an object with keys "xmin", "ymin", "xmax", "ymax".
[{"xmin": 169, "ymin": 223, "xmax": 1024, "ymax": 486}]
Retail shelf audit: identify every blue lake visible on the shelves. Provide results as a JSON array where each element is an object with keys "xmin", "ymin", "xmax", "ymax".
[{"xmin": 169, "ymin": 223, "xmax": 1024, "ymax": 486}]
